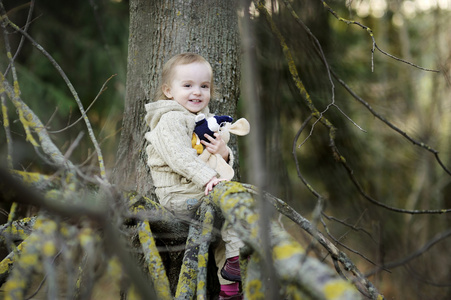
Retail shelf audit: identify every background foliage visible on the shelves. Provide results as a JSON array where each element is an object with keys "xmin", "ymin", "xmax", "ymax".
[
  {"xmin": 1, "ymin": 0, "xmax": 451, "ymax": 299},
  {"xmin": 244, "ymin": 1, "xmax": 451, "ymax": 299},
  {"xmin": 0, "ymin": 0, "xmax": 128, "ymax": 173}
]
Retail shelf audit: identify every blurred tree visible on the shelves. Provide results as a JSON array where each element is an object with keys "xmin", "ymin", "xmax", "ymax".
[{"xmin": 245, "ymin": 1, "xmax": 451, "ymax": 299}]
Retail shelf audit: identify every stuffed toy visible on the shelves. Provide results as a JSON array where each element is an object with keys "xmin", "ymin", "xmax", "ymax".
[{"xmin": 192, "ymin": 113, "xmax": 250, "ymax": 180}]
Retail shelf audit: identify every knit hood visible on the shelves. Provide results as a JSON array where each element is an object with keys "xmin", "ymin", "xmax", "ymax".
[{"xmin": 144, "ymin": 100, "xmax": 210, "ymax": 130}]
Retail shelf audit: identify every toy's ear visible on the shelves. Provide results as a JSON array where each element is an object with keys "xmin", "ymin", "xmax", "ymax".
[
  {"xmin": 195, "ymin": 113, "xmax": 206, "ymax": 123},
  {"xmin": 228, "ymin": 118, "xmax": 250, "ymax": 136}
]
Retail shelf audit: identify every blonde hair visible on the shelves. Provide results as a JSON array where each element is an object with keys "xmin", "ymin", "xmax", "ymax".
[{"xmin": 155, "ymin": 53, "xmax": 214, "ymax": 100}]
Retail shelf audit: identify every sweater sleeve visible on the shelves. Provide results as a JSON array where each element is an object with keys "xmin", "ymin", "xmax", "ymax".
[{"xmin": 148, "ymin": 111, "xmax": 218, "ymax": 187}]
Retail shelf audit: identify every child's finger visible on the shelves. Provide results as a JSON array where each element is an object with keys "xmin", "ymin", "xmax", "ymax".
[
  {"xmin": 204, "ymin": 178, "xmax": 216, "ymax": 195},
  {"xmin": 200, "ymin": 139, "xmax": 211, "ymax": 146},
  {"xmin": 204, "ymin": 182, "xmax": 212, "ymax": 195},
  {"xmin": 203, "ymin": 134, "xmax": 216, "ymax": 142}
]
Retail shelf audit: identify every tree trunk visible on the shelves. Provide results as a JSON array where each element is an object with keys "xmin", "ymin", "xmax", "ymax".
[
  {"xmin": 111, "ymin": 0, "xmax": 241, "ymax": 295},
  {"xmin": 112, "ymin": 0, "xmax": 241, "ymax": 196}
]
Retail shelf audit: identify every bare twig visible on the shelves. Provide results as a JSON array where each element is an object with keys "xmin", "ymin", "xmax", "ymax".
[
  {"xmin": 319, "ymin": 216, "xmax": 380, "ymax": 268},
  {"xmin": 322, "ymin": 211, "xmax": 376, "ymax": 243},
  {"xmin": 281, "ymin": 0, "xmax": 367, "ymax": 135},
  {"xmin": 4, "ymin": 0, "xmax": 35, "ymax": 77},
  {"xmin": 48, "ymin": 74, "xmax": 116, "ymax": 134},
  {"xmin": 332, "ymin": 70, "xmax": 451, "ymax": 177},
  {"xmin": 243, "ymin": 184, "xmax": 385, "ymax": 300},
  {"xmin": 63, "ymin": 131, "xmax": 85, "ymax": 160},
  {"xmin": 341, "ymin": 155, "xmax": 451, "ymax": 214},
  {"xmin": 1, "ymin": 93, "xmax": 13, "ymax": 167},
  {"xmin": 1, "ymin": 4, "xmax": 39, "ymax": 148},
  {"xmin": 279, "ymin": 0, "xmax": 451, "ymax": 214},
  {"xmin": 0, "ymin": 10, "xmax": 109, "ymax": 182},
  {"xmin": 44, "ymin": 107, "xmax": 59, "ymax": 130},
  {"xmin": 0, "ymin": 76, "xmax": 76, "ymax": 174},
  {"xmin": 366, "ymin": 229, "xmax": 451, "ymax": 277},
  {"xmin": 320, "ymin": 0, "xmax": 440, "ymax": 73},
  {"xmin": 404, "ymin": 263, "xmax": 451, "ymax": 288}
]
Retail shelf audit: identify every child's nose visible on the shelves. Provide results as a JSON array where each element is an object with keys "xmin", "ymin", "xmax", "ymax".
[{"xmin": 193, "ymin": 87, "xmax": 201, "ymax": 95}]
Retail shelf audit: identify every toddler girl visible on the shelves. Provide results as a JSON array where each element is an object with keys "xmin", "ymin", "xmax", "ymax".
[{"xmin": 144, "ymin": 53, "xmax": 243, "ymax": 299}]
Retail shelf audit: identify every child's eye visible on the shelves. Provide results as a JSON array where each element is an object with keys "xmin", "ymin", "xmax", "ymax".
[
  {"xmin": 184, "ymin": 84, "xmax": 191, "ymax": 88},
  {"xmin": 201, "ymin": 85, "xmax": 209, "ymax": 89}
]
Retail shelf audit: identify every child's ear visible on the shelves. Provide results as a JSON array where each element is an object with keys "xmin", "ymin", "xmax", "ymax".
[{"xmin": 162, "ymin": 84, "xmax": 173, "ymax": 99}]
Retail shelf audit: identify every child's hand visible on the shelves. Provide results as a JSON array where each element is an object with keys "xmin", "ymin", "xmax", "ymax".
[
  {"xmin": 205, "ymin": 176, "xmax": 228, "ymax": 195},
  {"xmin": 201, "ymin": 133, "xmax": 229, "ymax": 161}
]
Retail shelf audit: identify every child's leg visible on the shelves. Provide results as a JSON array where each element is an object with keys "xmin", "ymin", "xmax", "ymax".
[
  {"xmin": 156, "ymin": 187, "xmax": 203, "ymax": 218},
  {"xmin": 214, "ymin": 241, "xmax": 235, "ymax": 285},
  {"xmin": 214, "ymin": 242, "xmax": 242, "ymax": 299},
  {"xmin": 222, "ymin": 224, "xmax": 244, "ymax": 258},
  {"xmin": 221, "ymin": 256, "xmax": 241, "ymax": 282},
  {"xmin": 220, "ymin": 224, "xmax": 244, "ymax": 282},
  {"xmin": 219, "ymin": 282, "xmax": 241, "ymax": 300}
]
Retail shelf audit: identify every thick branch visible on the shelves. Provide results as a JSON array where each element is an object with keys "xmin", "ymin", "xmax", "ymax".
[
  {"xmin": 246, "ymin": 185, "xmax": 383, "ymax": 300},
  {"xmin": 211, "ymin": 181, "xmax": 365, "ymax": 300}
]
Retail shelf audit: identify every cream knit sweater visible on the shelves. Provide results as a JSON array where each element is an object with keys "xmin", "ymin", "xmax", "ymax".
[{"xmin": 144, "ymin": 100, "xmax": 234, "ymax": 213}]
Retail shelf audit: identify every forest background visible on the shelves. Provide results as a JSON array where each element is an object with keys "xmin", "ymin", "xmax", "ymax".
[{"xmin": 1, "ymin": 0, "xmax": 451, "ymax": 299}]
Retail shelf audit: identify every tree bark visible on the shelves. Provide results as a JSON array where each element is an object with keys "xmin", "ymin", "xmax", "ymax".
[
  {"xmin": 111, "ymin": 0, "xmax": 241, "ymax": 295},
  {"xmin": 112, "ymin": 0, "xmax": 241, "ymax": 196}
]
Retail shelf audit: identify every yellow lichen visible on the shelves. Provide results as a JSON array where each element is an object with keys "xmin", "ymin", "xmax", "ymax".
[
  {"xmin": 175, "ymin": 265, "xmax": 197, "ymax": 296},
  {"xmin": 20, "ymin": 252, "xmax": 39, "ymax": 266},
  {"xmin": 273, "ymin": 242, "xmax": 303, "ymax": 260},
  {"xmin": 4, "ymin": 278, "xmax": 27, "ymax": 300},
  {"xmin": 34, "ymin": 218, "xmax": 44, "ymax": 229},
  {"xmin": 127, "ymin": 285, "xmax": 139, "ymax": 300},
  {"xmin": 60, "ymin": 225, "xmax": 70, "ymax": 237},
  {"xmin": 222, "ymin": 196, "xmax": 240, "ymax": 211},
  {"xmin": 286, "ymin": 285, "xmax": 304, "ymax": 300},
  {"xmin": 43, "ymin": 241, "xmax": 56, "ymax": 257},
  {"xmin": 245, "ymin": 279, "xmax": 265, "ymax": 299},
  {"xmin": 0, "ymin": 256, "xmax": 14, "ymax": 274},
  {"xmin": 323, "ymin": 280, "xmax": 355, "ymax": 299},
  {"xmin": 198, "ymin": 254, "xmax": 207, "ymax": 268},
  {"xmin": 250, "ymin": 226, "xmax": 259, "ymax": 239},
  {"xmin": 79, "ymin": 228, "xmax": 94, "ymax": 247},
  {"xmin": 41, "ymin": 220, "xmax": 57, "ymax": 235},
  {"xmin": 46, "ymin": 189, "xmax": 59, "ymax": 200},
  {"xmin": 246, "ymin": 213, "xmax": 259, "ymax": 225},
  {"xmin": 138, "ymin": 231, "xmax": 150, "ymax": 244},
  {"xmin": 108, "ymin": 256, "xmax": 121, "ymax": 273},
  {"xmin": 10, "ymin": 170, "xmax": 51, "ymax": 186},
  {"xmin": 0, "ymin": 101, "xmax": 9, "ymax": 127},
  {"xmin": 3, "ymin": 220, "xmax": 29, "ymax": 241},
  {"xmin": 138, "ymin": 221, "xmax": 171, "ymax": 299}
]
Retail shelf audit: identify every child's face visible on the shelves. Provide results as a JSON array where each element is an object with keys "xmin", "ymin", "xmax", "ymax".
[{"xmin": 163, "ymin": 62, "xmax": 212, "ymax": 113}]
